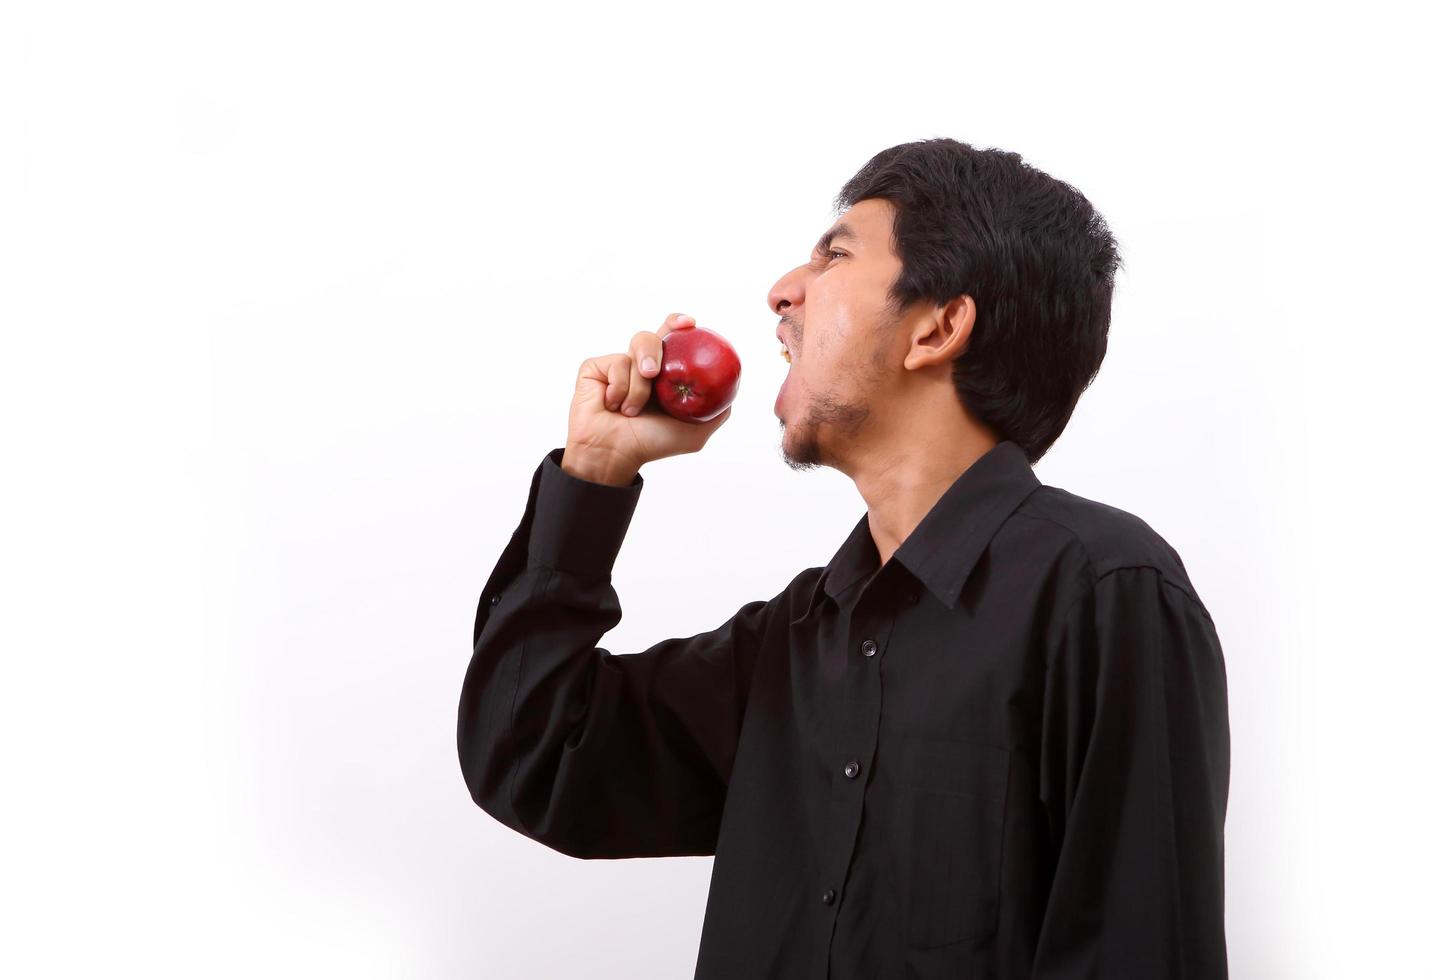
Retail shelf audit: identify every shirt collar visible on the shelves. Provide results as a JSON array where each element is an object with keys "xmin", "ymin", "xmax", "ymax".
[{"xmin": 794, "ymin": 440, "xmax": 1042, "ymax": 623}]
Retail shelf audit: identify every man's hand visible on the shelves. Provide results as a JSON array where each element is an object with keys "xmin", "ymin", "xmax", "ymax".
[{"xmin": 563, "ymin": 313, "xmax": 733, "ymax": 485}]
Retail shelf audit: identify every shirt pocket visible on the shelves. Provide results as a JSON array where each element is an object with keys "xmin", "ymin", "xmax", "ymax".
[{"xmin": 890, "ymin": 734, "xmax": 1011, "ymax": 949}]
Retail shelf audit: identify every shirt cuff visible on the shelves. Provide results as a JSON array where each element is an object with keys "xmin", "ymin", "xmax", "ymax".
[{"xmin": 528, "ymin": 447, "xmax": 644, "ymax": 580}]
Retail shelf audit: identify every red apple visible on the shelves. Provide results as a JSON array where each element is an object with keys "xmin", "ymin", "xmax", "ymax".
[{"xmin": 653, "ymin": 325, "xmax": 742, "ymax": 423}]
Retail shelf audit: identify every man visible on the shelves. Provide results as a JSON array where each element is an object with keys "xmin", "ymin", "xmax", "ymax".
[{"xmin": 457, "ymin": 138, "xmax": 1231, "ymax": 979}]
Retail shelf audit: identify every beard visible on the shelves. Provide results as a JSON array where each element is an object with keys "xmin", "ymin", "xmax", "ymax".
[{"xmin": 778, "ymin": 381, "xmax": 873, "ymax": 472}]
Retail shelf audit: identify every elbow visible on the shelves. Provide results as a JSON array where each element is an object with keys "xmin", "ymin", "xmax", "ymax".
[
  {"xmin": 455, "ymin": 690, "xmax": 512, "ymax": 818},
  {"xmin": 457, "ymin": 714, "xmax": 593, "ymax": 859}
]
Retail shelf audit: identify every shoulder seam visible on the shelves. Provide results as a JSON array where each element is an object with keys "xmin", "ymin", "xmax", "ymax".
[
  {"xmin": 1011, "ymin": 503, "xmax": 1206, "ymax": 620},
  {"xmin": 1006, "ymin": 507, "xmax": 1096, "ymax": 575},
  {"xmin": 1046, "ymin": 565, "xmax": 1215, "ymax": 667},
  {"xmin": 1091, "ymin": 564, "xmax": 1215, "ymax": 627},
  {"xmin": 1009, "ymin": 497, "xmax": 1089, "ymax": 545}
]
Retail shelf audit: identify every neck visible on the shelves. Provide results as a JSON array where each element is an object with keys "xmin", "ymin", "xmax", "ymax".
[{"xmin": 847, "ymin": 419, "xmax": 1000, "ymax": 567}]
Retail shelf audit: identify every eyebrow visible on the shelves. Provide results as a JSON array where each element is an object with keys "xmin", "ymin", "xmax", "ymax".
[{"xmin": 815, "ymin": 222, "xmax": 860, "ymax": 253}]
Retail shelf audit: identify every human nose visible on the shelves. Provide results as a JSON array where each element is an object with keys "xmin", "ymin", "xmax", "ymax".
[{"xmin": 767, "ymin": 264, "xmax": 807, "ymax": 316}]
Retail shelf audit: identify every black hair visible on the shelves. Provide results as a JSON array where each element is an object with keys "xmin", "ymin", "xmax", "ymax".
[{"xmin": 834, "ymin": 138, "xmax": 1123, "ymax": 465}]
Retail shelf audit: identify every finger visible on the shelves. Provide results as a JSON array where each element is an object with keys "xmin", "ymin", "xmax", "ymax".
[
  {"xmin": 620, "ymin": 356, "xmax": 647, "ymax": 416},
  {"xmin": 623, "ymin": 330, "xmax": 665, "ymax": 416},
  {"xmin": 631, "ymin": 330, "xmax": 665, "ymax": 378},
  {"xmin": 604, "ymin": 356, "xmax": 631, "ymax": 412},
  {"xmin": 576, "ymin": 355, "xmax": 614, "ymax": 403},
  {"xmin": 657, "ymin": 312, "xmax": 696, "ymax": 340}
]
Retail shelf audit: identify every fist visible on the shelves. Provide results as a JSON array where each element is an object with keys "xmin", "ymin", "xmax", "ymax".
[{"xmin": 563, "ymin": 313, "xmax": 734, "ymax": 484}]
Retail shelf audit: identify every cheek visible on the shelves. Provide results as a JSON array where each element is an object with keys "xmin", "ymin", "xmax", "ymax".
[
  {"xmin": 822, "ymin": 312, "xmax": 862, "ymax": 366},
  {"xmin": 804, "ymin": 286, "xmax": 861, "ymax": 362}
]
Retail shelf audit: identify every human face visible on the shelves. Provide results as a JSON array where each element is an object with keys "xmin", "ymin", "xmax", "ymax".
[{"xmin": 766, "ymin": 198, "xmax": 905, "ymax": 471}]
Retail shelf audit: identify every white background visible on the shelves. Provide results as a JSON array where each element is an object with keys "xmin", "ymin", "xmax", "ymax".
[{"xmin": 4, "ymin": 1, "xmax": 1429, "ymax": 976}]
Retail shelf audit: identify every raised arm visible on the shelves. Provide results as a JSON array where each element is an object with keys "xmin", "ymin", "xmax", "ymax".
[{"xmin": 457, "ymin": 447, "xmax": 788, "ymax": 859}]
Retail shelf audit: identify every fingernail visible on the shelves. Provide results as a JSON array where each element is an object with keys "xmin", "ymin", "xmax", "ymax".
[
  {"xmin": 623, "ymin": 405, "xmax": 639, "ymax": 416},
  {"xmin": 641, "ymin": 356, "xmax": 657, "ymax": 374}
]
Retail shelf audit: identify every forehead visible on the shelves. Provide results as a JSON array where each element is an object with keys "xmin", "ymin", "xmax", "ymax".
[{"xmin": 817, "ymin": 198, "xmax": 894, "ymax": 250}]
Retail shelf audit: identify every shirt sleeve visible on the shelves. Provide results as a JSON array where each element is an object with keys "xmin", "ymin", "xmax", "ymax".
[
  {"xmin": 1034, "ymin": 565, "xmax": 1231, "ymax": 978},
  {"xmin": 456, "ymin": 447, "xmax": 782, "ymax": 860}
]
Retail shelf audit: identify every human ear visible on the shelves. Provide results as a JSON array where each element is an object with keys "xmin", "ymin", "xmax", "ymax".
[{"xmin": 907, "ymin": 295, "xmax": 976, "ymax": 368}]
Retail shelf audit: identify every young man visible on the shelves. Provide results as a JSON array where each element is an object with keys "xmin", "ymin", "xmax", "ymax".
[{"xmin": 457, "ymin": 138, "xmax": 1231, "ymax": 979}]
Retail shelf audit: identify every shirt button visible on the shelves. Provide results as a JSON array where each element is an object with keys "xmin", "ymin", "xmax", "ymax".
[
  {"xmin": 906, "ymin": 591, "xmax": 920, "ymax": 605},
  {"xmin": 490, "ymin": 594, "xmax": 502, "ymax": 606},
  {"xmin": 861, "ymin": 639, "xmax": 878, "ymax": 657},
  {"xmin": 843, "ymin": 760, "xmax": 860, "ymax": 778},
  {"xmin": 821, "ymin": 888, "xmax": 836, "ymax": 905}
]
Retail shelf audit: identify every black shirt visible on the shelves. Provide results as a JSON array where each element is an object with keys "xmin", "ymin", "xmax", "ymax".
[{"xmin": 457, "ymin": 440, "xmax": 1230, "ymax": 979}]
